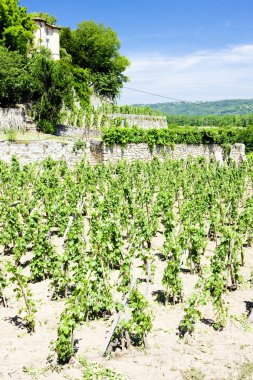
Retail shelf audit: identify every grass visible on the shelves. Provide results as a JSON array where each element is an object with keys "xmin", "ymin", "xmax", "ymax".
[
  {"xmin": 230, "ymin": 313, "xmax": 252, "ymax": 332},
  {"xmin": 238, "ymin": 362, "xmax": 253, "ymax": 380},
  {"xmin": 78, "ymin": 356, "xmax": 127, "ymax": 380},
  {"xmin": 23, "ymin": 366, "xmax": 46, "ymax": 380},
  {"xmin": 0, "ymin": 131, "xmax": 70, "ymax": 143},
  {"xmin": 182, "ymin": 367, "xmax": 205, "ymax": 380},
  {"xmin": 6, "ymin": 130, "xmax": 17, "ymax": 142}
]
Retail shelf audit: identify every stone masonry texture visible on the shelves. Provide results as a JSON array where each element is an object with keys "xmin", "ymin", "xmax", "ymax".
[{"xmin": 0, "ymin": 141, "xmax": 246, "ymax": 166}]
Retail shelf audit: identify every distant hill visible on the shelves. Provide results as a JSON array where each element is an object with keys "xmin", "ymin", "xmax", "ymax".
[{"xmin": 135, "ymin": 99, "xmax": 253, "ymax": 116}]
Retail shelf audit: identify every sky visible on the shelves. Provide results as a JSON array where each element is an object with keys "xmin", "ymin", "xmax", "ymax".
[{"xmin": 20, "ymin": 0, "xmax": 253, "ymax": 104}]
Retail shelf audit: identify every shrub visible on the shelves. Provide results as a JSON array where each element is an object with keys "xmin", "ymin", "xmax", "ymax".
[
  {"xmin": 102, "ymin": 126, "xmax": 247, "ymax": 148},
  {"xmin": 37, "ymin": 120, "xmax": 55, "ymax": 134}
]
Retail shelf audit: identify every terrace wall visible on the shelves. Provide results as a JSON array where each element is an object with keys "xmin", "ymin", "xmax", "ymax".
[
  {"xmin": 0, "ymin": 107, "xmax": 27, "ymax": 130},
  {"xmin": 0, "ymin": 141, "xmax": 246, "ymax": 166},
  {"xmin": 107, "ymin": 114, "xmax": 168, "ymax": 129}
]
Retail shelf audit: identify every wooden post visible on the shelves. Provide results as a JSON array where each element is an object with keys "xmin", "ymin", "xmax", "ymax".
[{"xmin": 101, "ymin": 279, "xmax": 136, "ymax": 356}]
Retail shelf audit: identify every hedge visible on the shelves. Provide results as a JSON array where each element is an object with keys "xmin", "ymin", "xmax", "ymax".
[{"xmin": 101, "ymin": 126, "xmax": 253, "ymax": 152}]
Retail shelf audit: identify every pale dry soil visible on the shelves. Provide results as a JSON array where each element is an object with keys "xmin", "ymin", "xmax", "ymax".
[{"xmin": 1, "ymin": 238, "xmax": 253, "ymax": 380}]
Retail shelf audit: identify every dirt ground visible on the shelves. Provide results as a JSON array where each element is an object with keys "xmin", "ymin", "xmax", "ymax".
[{"xmin": 1, "ymin": 237, "xmax": 253, "ymax": 380}]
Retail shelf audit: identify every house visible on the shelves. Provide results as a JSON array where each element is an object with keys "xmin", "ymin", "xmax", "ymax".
[{"xmin": 33, "ymin": 17, "xmax": 61, "ymax": 60}]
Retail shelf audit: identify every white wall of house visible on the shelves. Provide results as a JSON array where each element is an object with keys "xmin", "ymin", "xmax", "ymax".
[{"xmin": 33, "ymin": 18, "xmax": 60, "ymax": 60}]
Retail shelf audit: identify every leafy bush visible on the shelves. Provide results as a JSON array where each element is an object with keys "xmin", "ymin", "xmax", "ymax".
[
  {"xmin": 6, "ymin": 129, "xmax": 17, "ymax": 142},
  {"xmin": 37, "ymin": 119, "xmax": 54, "ymax": 134},
  {"xmin": 102, "ymin": 126, "xmax": 247, "ymax": 148},
  {"xmin": 72, "ymin": 140, "xmax": 86, "ymax": 153}
]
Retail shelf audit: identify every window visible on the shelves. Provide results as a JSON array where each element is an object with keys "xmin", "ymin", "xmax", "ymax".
[
  {"xmin": 46, "ymin": 28, "xmax": 49, "ymax": 35},
  {"xmin": 46, "ymin": 38, "xmax": 49, "ymax": 48}
]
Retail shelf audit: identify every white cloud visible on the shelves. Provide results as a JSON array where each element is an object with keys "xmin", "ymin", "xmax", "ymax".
[{"xmin": 119, "ymin": 44, "xmax": 253, "ymax": 104}]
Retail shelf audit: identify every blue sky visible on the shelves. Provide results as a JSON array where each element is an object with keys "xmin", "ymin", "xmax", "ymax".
[{"xmin": 20, "ymin": 0, "xmax": 253, "ymax": 104}]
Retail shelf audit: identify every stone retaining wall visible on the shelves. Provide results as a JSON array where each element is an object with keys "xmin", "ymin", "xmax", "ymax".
[
  {"xmin": 101, "ymin": 143, "xmax": 245, "ymax": 165},
  {"xmin": 55, "ymin": 126, "xmax": 102, "ymax": 139},
  {"xmin": 108, "ymin": 114, "xmax": 168, "ymax": 129},
  {"xmin": 0, "ymin": 106, "xmax": 37, "ymax": 132},
  {"xmin": 0, "ymin": 141, "xmax": 246, "ymax": 166},
  {"xmin": 0, "ymin": 107, "xmax": 27, "ymax": 130},
  {"xmin": 0, "ymin": 141, "xmax": 85, "ymax": 167}
]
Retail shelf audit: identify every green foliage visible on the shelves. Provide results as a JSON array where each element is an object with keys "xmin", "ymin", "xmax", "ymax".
[
  {"xmin": 26, "ymin": 49, "xmax": 75, "ymax": 132},
  {"xmin": 23, "ymin": 366, "xmax": 47, "ymax": 380},
  {"xmin": 72, "ymin": 140, "xmax": 86, "ymax": 153},
  {"xmin": 0, "ymin": 265, "xmax": 7, "ymax": 306},
  {"xmin": 182, "ymin": 367, "xmax": 205, "ymax": 380},
  {"xmin": 0, "ymin": 45, "xmax": 77, "ymax": 132},
  {"xmin": 179, "ymin": 292, "xmax": 203, "ymax": 337},
  {"xmin": 110, "ymin": 104, "xmax": 164, "ymax": 116},
  {"xmin": 128, "ymin": 290, "xmax": 153, "ymax": 338},
  {"xmin": 166, "ymin": 113, "xmax": 253, "ymax": 127},
  {"xmin": 118, "ymin": 289, "xmax": 153, "ymax": 347},
  {"xmin": 0, "ymin": 4, "xmax": 130, "ymax": 123},
  {"xmin": 1, "ymin": 154, "xmax": 253, "ymax": 364},
  {"xmin": 231, "ymin": 313, "xmax": 251, "ymax": 332},
  {"xmin": 187, "ymin": 225, "xmax": 207, "ymax": 274},
  {"xmin": 162, "ymin": 243, "xmax": 183, "ymax": 305},
  {"xmin": 79, "ymin": 357, "xmax": 126, "ymax": 380},
  {"xmin": 30, "ymin": 12, "xmax": 57, "ymax": 25},
  {"xmin": 72, "ymin": 67, "xmax": 91, "ymax": 107},
  {"xmin": 60, "ymin": 27, "xmax": 74, "ymax": 58},
  {"xmin": 243, "ymin": 126, "xmax": 253, "ymax": 152},
  {"xmin": 6, "ymin": 129, "xmax": 17, "ymax": 142},
  {"xmin": 36, "ymin": 120, "xmax": 55, "ymax": 134},
  {"xmin": 238, "ymin": 362, "xmax": 253, "ymax": 380},
  {"xmin": 0, "ymin": 46, "xmax": 28, "ymax": 106},
  {"xmin": 91, "ymin": 69, "xmax": 129, "ymax": 100},
  {"xmin": 102, "ymin": 125, "xmax": 248, "ymax": 148},
  {"xmin": 145, "ymin": 99, "xmax": 253, "ymax": 116},
  {"xmin": 0, "ymin": 0, "xmax": 35, "ymax": 54},
  {"xmin": 6, "ymin": 262, "xmax": 37, "ymax": 332},
  {"xmin": 55, "ymin": 308, "xmax": 75, "ymax": 364},
  {"xmin": 60, "ymin": 21, "xmax": 130, "ymax": 99},
  {"xmin": 30, "ymin": 226, "xmax": 57, "ymax": 282}
]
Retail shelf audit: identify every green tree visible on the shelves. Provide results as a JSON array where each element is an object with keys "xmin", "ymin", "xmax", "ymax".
[
  {"xmin": 26, "ymin": 48, "xmax": 75, "ymax": 133},
  {"xmin": 60, "ymin": 21, "xmax": 130, "ymax": 100},
  {"xmin": 0, "ymin": 0, "xmax": 35, "ymax": 54},
  {"xmin": 72, "ymin": 67, "xmax": 91, "ymax": 107},
  {"xmin": 30, "ymin": 12, "xmax": 57, "ymax": 26},
  {"xmin": 0, "ymin": 46, "xmax": 29, "ymax": 106}
]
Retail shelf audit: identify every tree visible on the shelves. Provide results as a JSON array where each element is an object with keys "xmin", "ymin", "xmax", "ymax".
[
  {"xmin": 0, "ymin": 0, "xmax": 35, "ymax": 54},
  {"xmin": 26, "ymin": 48, "xmax": 75, "ymax": 133},
  {"xmin": 30, "ymin": 12, "xmax": 57, "ymax": 26},
  {"xmin": 60, "ymin": 21, "xmax": 130, "ymax": 100},
  {"xmin": 0, "ymin": 46, "xmax": 29, "ymax": 106},
  {"xmin": 72, "ymin": 67, "xmax": 91, "ymax": 107}
]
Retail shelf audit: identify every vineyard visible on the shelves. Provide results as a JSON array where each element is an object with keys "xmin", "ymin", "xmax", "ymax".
[{"xmin": 1, "ymin": 156, "xmax": 253, "ymax": 379}]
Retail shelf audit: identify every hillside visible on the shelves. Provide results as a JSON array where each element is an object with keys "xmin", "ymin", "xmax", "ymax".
[{"xmin": 136, "ymin": 99, "xmax": 253, "ymax": 116}]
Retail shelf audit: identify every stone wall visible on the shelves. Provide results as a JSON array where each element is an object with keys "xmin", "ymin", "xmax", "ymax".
[
  {"xmin": 0, "ymin": 106, "xmax": 37, "ymax": 132},
  {"xmin": 0, "ymin": 141, "xmax": 85, "ymax": 167},
  {"xmin": 0, "ymin": 107, "xmax": 27, "ymax": 130},
  {"xmin": 101, "ymin": 143, "xmax": 246, "ymax": 165},
  {"xmin": 0, "ymin": 141, "xmax": 246, "ymax": 166},
  {"xmin": 55, "ymin": 126, "xmax": 102, "ymax": 140},
  {"xmin": 108, "ymin": 114, "xmax": 168, "ymax": 129},
  {"xmin": 89, "ymin": 141, "xmax": 104, "ymax": 165}
]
